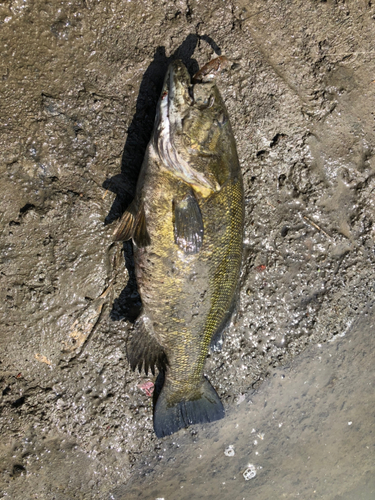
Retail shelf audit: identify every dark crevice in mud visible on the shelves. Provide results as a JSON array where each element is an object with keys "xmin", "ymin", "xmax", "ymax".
[
  {"xmin": 185, "ymin": 1, "xmax": 192, "ymax": 22},
  {"xmin": 256, "ymin": 149, "xmax": 268, "ymax": 159},
  {"xmin": 2, "ymin": 386, "xmax": 11, "ymax": 396},
  {"xmin": 11, "ymin": 464, "xmax": 26, "ymax": 477},
  {"xmin": 270, "ymin": 132, "xmax": 287, "ymax": 147},
  {"xmin": 280, "ymin": 225, "xmax": 289, "ymax": 237},
  {"xmin": 278, "ymin": 173, "xmax": 287, "ymax": 186},
  {"xmin": 19, "ymin": 203, "xmax": 35, "ymax": 215},
  {"xmin": 11, "ymin": 396, "xmax": 26, "ymax": 408}
]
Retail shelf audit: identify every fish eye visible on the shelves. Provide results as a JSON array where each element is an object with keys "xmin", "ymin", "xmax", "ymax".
[
  {"xmin": 195, "ymin": 94, "xmax": 215, "ymax": 110},
  {"xmin": 207, "ymin": 95, "xmax": 215, "ymax": 108}
]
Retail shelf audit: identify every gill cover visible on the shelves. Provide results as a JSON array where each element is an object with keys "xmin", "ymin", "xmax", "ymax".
[{"xmin": 154, "ymin": 60, "xmax": 221, "ymax": 197}]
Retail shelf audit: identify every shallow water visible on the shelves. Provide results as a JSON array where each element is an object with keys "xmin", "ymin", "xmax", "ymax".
[{"xmin": 114, "ymin": 306, "xmax": 375, "ymax": 500}]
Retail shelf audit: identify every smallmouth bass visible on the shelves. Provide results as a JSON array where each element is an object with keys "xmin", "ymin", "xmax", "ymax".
[{"xmin": 114, "ymin": 58, "xmax": 244, "ymax": 437}]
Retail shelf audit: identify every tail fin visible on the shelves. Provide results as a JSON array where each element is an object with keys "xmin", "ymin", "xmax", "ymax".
[{"xmin": 153, "ymin": 372, "xmax": 224, "ymax": 438}]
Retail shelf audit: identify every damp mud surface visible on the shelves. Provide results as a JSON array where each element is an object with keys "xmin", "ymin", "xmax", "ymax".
[
  {"xmin": 116, "ymin": 308, "xmax": 375, "ymax": 500},
  {"xmin": 1, "ymin": 1, "xmax": 375, "ymax": 498}
]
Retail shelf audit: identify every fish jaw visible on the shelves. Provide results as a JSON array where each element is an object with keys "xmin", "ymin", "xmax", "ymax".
[{"xmin": 154, "ymin": 60, "xmax": 221, "ymax": 197}]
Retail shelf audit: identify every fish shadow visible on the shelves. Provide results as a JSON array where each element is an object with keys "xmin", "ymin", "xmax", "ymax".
[{"xmin": 103, "ymin": 34, "xmax": 221, "ymax": 322}]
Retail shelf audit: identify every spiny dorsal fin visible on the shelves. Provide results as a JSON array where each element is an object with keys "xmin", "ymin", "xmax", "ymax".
[{"xmin": 127, "ymin": 313, "xmax": 168, "ymax": 376}]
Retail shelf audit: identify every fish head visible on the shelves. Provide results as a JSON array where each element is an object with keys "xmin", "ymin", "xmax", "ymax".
[{"xmin": 155, "ymin": 60, "xmax": 234, "ymax": 197}]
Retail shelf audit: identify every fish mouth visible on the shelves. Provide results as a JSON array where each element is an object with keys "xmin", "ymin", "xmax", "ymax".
[{"xmin": 154, "ymin": 60, "xmax": 220, "ymax": 196}]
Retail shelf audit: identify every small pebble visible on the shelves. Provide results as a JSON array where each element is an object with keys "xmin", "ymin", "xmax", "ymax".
[
  {"xmin": 224, "ymin": 445, "xmax": 235, "ymax": 457},
  {"xmin": 243, "ymin": 464, "xmax": 256, "ymax": 480}
]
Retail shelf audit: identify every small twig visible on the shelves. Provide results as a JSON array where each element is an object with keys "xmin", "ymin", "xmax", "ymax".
[
  {"xmin": 302, "ymin": 215, "xmax": 332, "ymax": 239},
  {"xmin": 266, "ymin": 200, "xmax": 276, "ymax": 209},
  {"xmin": 241, "ymin": 8, "xmax": 270, "ymax": 22}
]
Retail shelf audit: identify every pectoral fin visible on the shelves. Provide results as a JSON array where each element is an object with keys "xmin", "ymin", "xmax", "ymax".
[
  {"xmin": 173, "ymin": 193, "xmax": 204, "ymax": 254},
  {"xmin": 113, "ymin": 201, "xmax": 150, "ymax": 247},
  {"xmin": 133, "ymin": 204, "xmax": 151, "ymax": 247},
  {"xmin": 113, "ymin": 208, "xmax": 135, "ymax": 242}
]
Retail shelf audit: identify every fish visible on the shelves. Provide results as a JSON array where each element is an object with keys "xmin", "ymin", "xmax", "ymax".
[{"xmin": 113, "ymin": 58, "xmax": 244, "ymax": 438}]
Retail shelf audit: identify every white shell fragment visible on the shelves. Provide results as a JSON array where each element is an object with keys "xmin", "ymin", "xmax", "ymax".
[
  {"xmin": 224, "ymin": 445, "xmax": 235, "ymax": 457},
  {"xmin": 243, "ymin": 464, "xmax": 257, "ymax": 480}
]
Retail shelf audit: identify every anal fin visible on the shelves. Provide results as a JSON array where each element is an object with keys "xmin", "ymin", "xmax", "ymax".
[
  {"xmin": 127, "ymin": 313, "xmax": 168, "ymax": 376},
  {"xmin": 173, "ymin": 193, "xmax": 204, "ymax": 254}
]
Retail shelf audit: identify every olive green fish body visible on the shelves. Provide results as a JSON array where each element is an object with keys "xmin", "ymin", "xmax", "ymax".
[{"xmin": 114, "ymin": 60, "xmax": 244, "ymax": 437}]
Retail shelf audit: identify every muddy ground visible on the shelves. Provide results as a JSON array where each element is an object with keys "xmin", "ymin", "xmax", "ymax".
[
  {"xmin": 1, "ymin": 0, "xmax": 374, "ymax": 498},
  {"xmin": 118, "ymin": 305, "xmax": 375, "ymax": 500}
]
